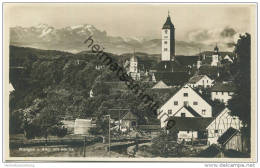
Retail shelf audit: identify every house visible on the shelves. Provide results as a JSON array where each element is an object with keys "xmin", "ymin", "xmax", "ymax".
[
  {"xmin": 217, "ymin": 127, "xmax": 242, "ymax": 152},
  {"xmin": 109, "ymin": 110, "xmax": 138, "ymax": 131},
  {"xmin": 165, "ymin": 117, "xmax": 214, "ymax": 142},
  {"xmin": 74, "ymin": 119, "xmax": 93, "ymax": 135},
  {"xmin": 119, "ymin": 111, "xmax": 138, "ymax": 131},
  {"xmin": 188, "ymin": 75, "xmax": 214, "ymax": 88},
  {"xmin": 223, "ymin": 55, "xmax": 233, "ymax": 63},
  {"xmin": 157, "ymin": 84, "xmax": 212, "ymax": 128},
  {"xmin": 207, "ymin": 108, "xmax": 241, "ymax": 144},
  {"xmin": 152, "ymin": 80, "xmax": 170, "ymax": 89},
  {"xmin": 211, "ymin": 82, "xmax": 236, "ymax": 104}
]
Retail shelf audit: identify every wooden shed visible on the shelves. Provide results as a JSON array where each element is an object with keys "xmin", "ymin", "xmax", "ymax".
[{"xmin": 217, "ymin": 127, "xmax": 242, "ymax": 152}]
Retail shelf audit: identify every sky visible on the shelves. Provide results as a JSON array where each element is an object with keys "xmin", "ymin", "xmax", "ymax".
[{"xmin": 6, "ymin": 3, "xmax": 254, "ymax": 41}]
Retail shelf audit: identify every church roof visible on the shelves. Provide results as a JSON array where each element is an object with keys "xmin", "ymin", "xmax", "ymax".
[
  {"xmin": 162, "ymin": 16, "xmax": 175, "ymax": 29},
  {"xmin": 156, "ymin": 61, "xmax": 187, "ymax": 72},
  {"xmin": 154, "ymin": 71, "xmax": 190, "ymax": 86}
]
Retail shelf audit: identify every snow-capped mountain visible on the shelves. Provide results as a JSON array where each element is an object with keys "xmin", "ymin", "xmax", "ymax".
[{"xmin": 10, "ymin": 24, "xmax": 232, "ymax": 55}]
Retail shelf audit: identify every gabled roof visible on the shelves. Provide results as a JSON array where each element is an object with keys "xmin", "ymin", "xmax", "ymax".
[
  {"xmin": 154, "ymin": 72, "xmax": 190, "ymax": 86},
  {"xmin": 165, "ymin": 117, "xmax": 214, "ymax": 131},
  {"xmin": 158, "ymin": 84, "xmax": 213, "ymax": 109},
  {"xmin": 152, "ymin": 80, "xmax": 169, "ymax": 89},
  {"xmin": 217, "ymin": 127, "xmax": 239, "ymax": 145},
  {"xmin": 173, "ymin": 105, "xmax": 202, "ymax": 118},
  {"xmin": 188, "ymin": 75, "xmax": 210, "ymax": 84},
  {"xmin": 211, "ymin": 82, "xmax": 236, "ymax": 92},
  {"xmin": 162, "ymin": 16, "xmax": 174, "ymax": 29}
]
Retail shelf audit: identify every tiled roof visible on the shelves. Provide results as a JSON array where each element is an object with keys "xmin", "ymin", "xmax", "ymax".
[
  {"xmin": 175, "ymin": 56, "xmax": 199, "ymax": 66},
  {"xmin": 154, "ymin": 72, "xmax": 190, "ymax": 86},
  {"xmin": 156, "ymin": 61, "xmax": 187, "ymax": 72},
  {"xmin": 165, "ymin": 117, "xmax": 214, "ymax": 131},
  {"xmin": 211, "ymin": 82, "xmax": 236, "ymax": 92},
  {"xmin": 188, "ymin": 75, "xmax": 206, "ymax": 84},
  {"xmin": 198, "ymin": 65, "xmax": 219, "ymax": 79},
  {"xmin": 217, "ymin": 127, "xmax": 239, "ymax": 145}
]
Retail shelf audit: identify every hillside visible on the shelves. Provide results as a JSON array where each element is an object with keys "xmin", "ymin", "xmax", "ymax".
[{"xmin": 9, "ymin": 46, "xmax": 161, "ymax": 134}]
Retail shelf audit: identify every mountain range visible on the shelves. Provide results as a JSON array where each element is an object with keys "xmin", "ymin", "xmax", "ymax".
[{"xmin": 10, "ymin": 24, "xmax": 233, "ymax": 55}]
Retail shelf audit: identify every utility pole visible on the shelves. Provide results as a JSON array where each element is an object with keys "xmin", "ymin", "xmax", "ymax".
[{"xmin": 105, "ymin": 115, "xmax": 111, "ymax": 156}]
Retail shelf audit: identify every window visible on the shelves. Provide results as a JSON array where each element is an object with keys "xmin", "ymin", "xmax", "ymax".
[
  {"xmin": 164, "ymin": 41, "xmax": 167, "ymax": 44},
  {"xmin": 164, "ymin": 48, "xmax": 168, "ymax": 51},
  {"xmin": 193, "ymin": 101, "xmax": 198, "ymax": 105},
  {"xmin": 168, "ymin": 110, "xmax": 172, "ymax": 115},
  {"xmin": 174, "ymin": 101, "xmax": 178, "ymax": 105},
  {"xmin": 216, "ymin": 92, "xmax": 218, "ymax": 95},
  {"xmin": 164, "ymin": 36, "xmax": 168, "ymax": 38},
  {"xmin": 183, "ymin": 93, "xmax": 188, "ymax": 97},
  {"xmin": 165, "ymin": 29, "xmax": 168, "ymax": 34},
  {"xmin": 181, "ymin": 113, "xmax": 186, "ymax": 117},
  {"xmin": 202, "ymin": 109, "xmax": 206, "ymax": 115},
  {"xmin": 222, "ymin": 92, "xmax": 224, "ymax": 95},
  {"xmin": 207, "ymin": 80, "xmax": 208, "ymax": 83},
  {"xmin": 214, "ymin": 130, "xmax": 219, "ymax": 133},
  {"xmin": 184, "ymin": 101, "xmax": 189, "ymax": 106}
]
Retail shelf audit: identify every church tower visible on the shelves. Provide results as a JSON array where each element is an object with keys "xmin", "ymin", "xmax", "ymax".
[
  {"xmin": 211, "ymin": 44, "xmax": 220, "ymax": 66},
  {"xmin": 161, "ymin": 11, "xmax": 175, "ymax": 61}
]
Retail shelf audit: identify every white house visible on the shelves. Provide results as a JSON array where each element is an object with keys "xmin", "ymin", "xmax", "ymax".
[
  {"xmin": 223, "ymin": 55, "xmax": 233, "ymax": 63},
  {"xmin": 211, "ymin": 82, "xmax": 236, "ymax": 104},
  {"xmin": 188, "ymin": 75, "xmax": 214, "ymax": 88},
  {"xmin": 157, "ymin": 84, "xmax": 212, "ymax": 128},
  {"xmin": 207, "ymin": 108, "xmax": 241, "ymax": 144}
]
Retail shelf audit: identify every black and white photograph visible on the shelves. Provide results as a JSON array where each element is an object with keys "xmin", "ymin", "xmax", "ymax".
[{"xmin": 3, "ymin": 2, "xmax": 257, "ymax": 162}]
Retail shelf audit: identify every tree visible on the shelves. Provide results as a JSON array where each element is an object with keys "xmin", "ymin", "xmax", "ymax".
[{"xmin": 227, "ymin": 33, "xmax": 251, "ymax": 152}]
